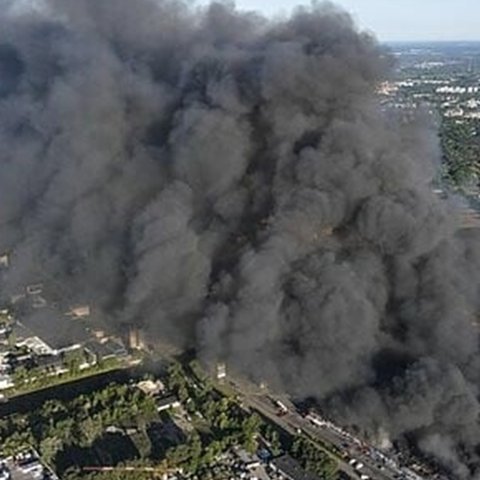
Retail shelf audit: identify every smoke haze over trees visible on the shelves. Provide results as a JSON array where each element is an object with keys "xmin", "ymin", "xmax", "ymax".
[{"xmin": 1, "ymin": 0, "xmax": 480, "ymax": 477}]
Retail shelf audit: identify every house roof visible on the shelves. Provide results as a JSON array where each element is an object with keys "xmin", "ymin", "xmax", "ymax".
[
  {"xmin": 157, "ymin": 394, "xmax": 180, "ymax": 408},
  {"xmin": 271, "ymin": 455, "xmax": 322, "ymax": 480}
]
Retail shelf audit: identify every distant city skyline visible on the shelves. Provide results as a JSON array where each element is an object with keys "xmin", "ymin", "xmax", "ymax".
[{"xmin": 209, "ymin": 0, "xmax": 480, "ymax": 43}]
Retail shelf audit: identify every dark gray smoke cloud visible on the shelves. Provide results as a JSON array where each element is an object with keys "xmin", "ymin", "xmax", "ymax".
[{"xmin": 1, "ymin": 0, "xmax": 480, "ymax": 476}]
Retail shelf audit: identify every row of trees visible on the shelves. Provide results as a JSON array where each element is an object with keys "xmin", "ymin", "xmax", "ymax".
[
  {"xmin": 10, "ymin": 353, "xmax": 122, "ymax": 396},
  {"xmin": 441, "ymin": 118, "xmax": 480, "ymax": 188},
  {"xmin": 166, "ymin": 362, "xmax": 338, "ymax": 480},
  {"xmin": 1, "ymin": 360, "xmax": 339, "ymax": 480},
  {"xmin": 163, "ymin": 362, "xmax": 263, "ymax": 476},
  {"xmin": 0, "ymin": 363, "xmax": 262, "ymax": 479},
  {"xmin": 0, "ymin": 382, "xmax": 157, "ymax": 466},
  {"xmin": 291, "ymin": 436, "xmax": 338, "ymax": 480}
]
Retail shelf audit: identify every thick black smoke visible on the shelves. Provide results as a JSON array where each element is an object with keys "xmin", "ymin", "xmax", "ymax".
[{"xmin": 1, "ymin": 0, "xmax": 480, "ymax": 476}]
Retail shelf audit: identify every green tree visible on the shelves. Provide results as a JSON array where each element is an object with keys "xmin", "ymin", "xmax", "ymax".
[
  {"xmin": 441, "ymin": 118, "xmax": 480, "ymax": 188},
  {"xmin": 291, "ymin": 436, "xmax": 338, "ymax": 480},
  {"xmin": 241, "ymin": 413, "xmax": 261, "ymax": 453},
  {"xmin": 264, "ymin": 426, "xmax": 282, "ymax": 456},
  {"xmin": 78, "ymin": 416, "xmax": 103, "ymax": 446},
  {"xmin": 1, "ymin": 429, "xmax": 35, "ymax": 456},
  {"xmin": 40, "ymin": 435, "xmax": 63, "ymax": 465},
  {"xmin": 13, "ymin": 366, "xmax": 28, "ymax": 386}
]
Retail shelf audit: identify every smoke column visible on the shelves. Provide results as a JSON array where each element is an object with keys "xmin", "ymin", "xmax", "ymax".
[{"xmin": 1, "ymin": 0, "xmax": 480, "ymax": 476}]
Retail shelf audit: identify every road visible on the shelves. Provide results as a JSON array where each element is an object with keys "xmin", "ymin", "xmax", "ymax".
[{"xmin": 225, "ymin": 378, "xmax": 408, "ymax": 480}]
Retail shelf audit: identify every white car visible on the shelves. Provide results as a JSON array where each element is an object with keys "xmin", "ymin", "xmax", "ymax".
[
  {"xmin": 348, "ymin": 459, "xmax": 357, "ymax": 466},
  {"xmin": 360, "ymin": 475, "xmax": 370, "ymax": 480},
  {"xmin": 355, "ymin": 462, "xmax": 364, "ymax": 470}
]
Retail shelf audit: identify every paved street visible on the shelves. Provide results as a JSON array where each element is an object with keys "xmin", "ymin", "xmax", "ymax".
[{"xmin": 225, "ymin": 378, "xmax": 410, "ymax": 480}]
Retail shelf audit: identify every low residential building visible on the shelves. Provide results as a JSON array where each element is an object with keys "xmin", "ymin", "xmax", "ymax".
[
  {"xmin": 137, "ymin": 379, "xmax": 165, "ymax": 396},
  {"xmin": 2, "ymin": 450, "xmax": 59, "ymax": 480},
  {"xmin": 0, "ymin": 374, "xmax": 14, "ymax": 390},
  {"xmin": 234, "ymin": 447, "xmax": 261, "ymax": 470},
  {"xmin": 270, "ymin": 454, "xmax": 322, "ymax": 480},
  {"xmin": 157, "ymin": 395, "xmax": 181, "ymax": 412}
]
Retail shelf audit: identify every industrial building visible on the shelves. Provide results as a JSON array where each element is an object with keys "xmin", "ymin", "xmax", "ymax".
[
  {"xmin": 0, "ymin": 252, "xmax": 9, "ymax": 269},
  {"xmin": 14, "ymin": 307, "xmax": 89, "ymax": 355},
  {"xmin": 84, "ymin": 337, "xmax": 127, "ymax": 362},
  {"xmin": 128, "ymin": 327, "xmax": 147, "ymax": 350}
]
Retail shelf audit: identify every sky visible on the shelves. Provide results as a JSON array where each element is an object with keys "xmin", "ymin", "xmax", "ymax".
[
  {"xmin": 223, "ymin": 0, "xmax": 480, "ymax": 42},
  {"xmin": 7, "ymin": 0, "xmax": 480, "ymax": 42}
]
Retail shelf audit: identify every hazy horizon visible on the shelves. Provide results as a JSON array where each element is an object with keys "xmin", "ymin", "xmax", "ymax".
[
  {"xmin": 7, "ymin": 0, "xmax": 480, "ymax": 43},
  {"xmin": 198, "ymin": 0, "xmax": 480, "ymax": 43}
]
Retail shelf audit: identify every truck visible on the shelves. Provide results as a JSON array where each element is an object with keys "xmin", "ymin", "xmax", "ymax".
[
  {"xmin": 272, "ymin": 398, "xmax": 288, "ymax": 416},
  {"xmin": 306, "ymin": 412, "xmax": 327, "ymax": 428}
]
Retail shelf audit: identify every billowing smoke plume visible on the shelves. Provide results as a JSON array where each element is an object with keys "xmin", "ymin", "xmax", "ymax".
[{"xmin": 1, "ymin": 0, "xmax": 480, "ymax": 476}]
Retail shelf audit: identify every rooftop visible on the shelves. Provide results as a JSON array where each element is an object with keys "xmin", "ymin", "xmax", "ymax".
[
  {"xmin": 14, "ymin": 308, "xmax": 89, "ymax": 352},
  {"xmin": 136, "ymin": 379, "xmax": 165, "ymax": 396},
  {"xmin": 85, "ymin": 338, "xmax": 127, "ymax": 360},
  {"xmin": 2, "ymin": 452, "xmax": 59, "ymax": 480},
  {"xmin": 157, "ymin": 395, "xmax": 181, "ymax": 409},
  {"xmin": 271, "ymin": 455, "xmax": 322, "ymax": 480}
]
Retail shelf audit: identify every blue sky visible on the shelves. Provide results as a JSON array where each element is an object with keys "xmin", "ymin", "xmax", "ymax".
[{"xmin": 221, "ymin": 0, "xmax": 480, "ymax": 42}]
